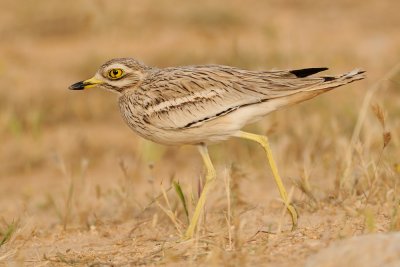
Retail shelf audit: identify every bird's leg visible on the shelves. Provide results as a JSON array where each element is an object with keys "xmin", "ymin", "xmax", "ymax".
[
  {"xmin": 185, "ymin": 144, "xmax": 216, "ymax": 239},
  {"xmin": 234, "ymin": 131, "xmax": 298, "ymax": 229}
]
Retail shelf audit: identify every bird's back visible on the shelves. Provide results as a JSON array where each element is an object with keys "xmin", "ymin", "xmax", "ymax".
[{"xmin": 118, "ymin": 65, "xmax": 364, "ymax": 145}]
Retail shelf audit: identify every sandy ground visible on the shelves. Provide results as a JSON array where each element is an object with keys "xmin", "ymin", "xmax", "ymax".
[{"xmin": 1, "ymin": 0, "xmax": 400, "ymax": 266}]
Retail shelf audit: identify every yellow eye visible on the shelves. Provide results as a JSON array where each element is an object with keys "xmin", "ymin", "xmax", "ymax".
[{"xmin": 108, "ymin": 68, "xmax": 124, "ymax": 79}]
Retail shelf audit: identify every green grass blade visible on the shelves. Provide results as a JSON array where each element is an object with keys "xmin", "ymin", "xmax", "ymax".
[
  {"xmin": 0, "ymin": 221, "xmax": 16, "ymax": 247},
  {"xmin": 173, "ymin": 181, "xmax": 189, "ymax": 223}
]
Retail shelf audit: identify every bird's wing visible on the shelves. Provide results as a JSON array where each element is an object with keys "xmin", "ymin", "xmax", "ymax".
[{"xmin": 139, "ymin": 65, "xmax": 363, "ymax": 130}]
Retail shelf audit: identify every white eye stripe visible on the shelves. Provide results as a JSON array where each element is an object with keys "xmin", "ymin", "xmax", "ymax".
[
  {"xmin": 105, "ymin": 63, "xmax": 127, "ymax": 69},
  {"xmin": 107, "ymin": 79, "xmax": 134, "ymax": 87}
]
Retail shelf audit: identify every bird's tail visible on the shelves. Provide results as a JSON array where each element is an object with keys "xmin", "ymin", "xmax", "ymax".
[
  {"xmin": 317, "ymin": 69, "xmax": 366, "ymax": 89},
  {"xmin": 281, "ymin": 69, "xmax": 365, "ymax": 107}
]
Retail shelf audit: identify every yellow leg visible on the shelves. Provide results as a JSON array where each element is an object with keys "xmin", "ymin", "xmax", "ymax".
[
  {"xmin": 234, "ymin": 131, "xmax": 298, "ymax": 229},
  {"xmin": 185, "ymin": 144, "xmax": 216, "ymax": 239}
]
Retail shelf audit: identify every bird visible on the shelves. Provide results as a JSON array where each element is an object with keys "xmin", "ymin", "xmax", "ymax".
[{"xmin": 69, "ymin": 58, "xmax": 365, "ymax": 238}]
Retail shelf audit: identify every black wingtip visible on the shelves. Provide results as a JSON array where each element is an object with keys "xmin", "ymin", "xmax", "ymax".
[
  {"xmin": 323, "ymin": 76, "xmax": 336, "ymax": 81},
  {"xmin": 289, "ymin": 67, "xmax": 328, "ymax": 78}
]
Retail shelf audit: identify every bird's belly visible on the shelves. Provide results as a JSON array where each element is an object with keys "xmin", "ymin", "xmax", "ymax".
[
  {"xmin": 120, "ymin": 114, "xmax": 238, "ymax": 145},
  {"xmin": 131, "ymin": 122, "xmax": 238, "ymax": 145}
]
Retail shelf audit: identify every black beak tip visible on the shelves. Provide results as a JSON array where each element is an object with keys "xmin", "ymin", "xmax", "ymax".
[{"xmin": 69, "ymin": 81, "xmax": 85, "ymax": 90}]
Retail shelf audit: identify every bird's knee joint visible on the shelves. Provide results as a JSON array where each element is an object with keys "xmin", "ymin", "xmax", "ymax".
[
  {"xmin": 257, "ymin": 135, "xmax": 269, "ymax": 147},
  {"xmin": 206, "ymin": 169, "xmax": 216, "ymax": 182}
]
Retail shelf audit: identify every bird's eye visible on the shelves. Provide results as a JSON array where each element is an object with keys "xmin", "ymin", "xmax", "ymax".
[{"xmin": 108, "ymin": 68, "xmax": 124, "ymax": 79}]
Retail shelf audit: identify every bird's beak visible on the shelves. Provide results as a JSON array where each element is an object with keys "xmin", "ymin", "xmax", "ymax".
[{"xmin": 69, "ymin": 77, "xmax": 103, "ymax": 90}]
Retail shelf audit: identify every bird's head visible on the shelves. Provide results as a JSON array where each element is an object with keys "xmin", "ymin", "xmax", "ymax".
[{"xmin": 69, "ymin": 58, "xmax": 150, "ymax": 93}]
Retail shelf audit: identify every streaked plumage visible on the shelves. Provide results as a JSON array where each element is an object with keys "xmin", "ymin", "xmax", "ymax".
[{"xmin": 69, "ymin": 58, "xmax": 365, "ymax": 238}]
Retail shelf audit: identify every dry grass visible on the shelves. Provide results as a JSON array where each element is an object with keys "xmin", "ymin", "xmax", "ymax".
[{"xmin": 1, "ymin": 0, "xmax": 400, "ymax": 266}]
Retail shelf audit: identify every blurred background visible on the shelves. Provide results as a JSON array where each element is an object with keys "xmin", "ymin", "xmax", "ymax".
[{"xmin": 0, "ymin": 0, "xmax": 399, "ymax": 264}]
